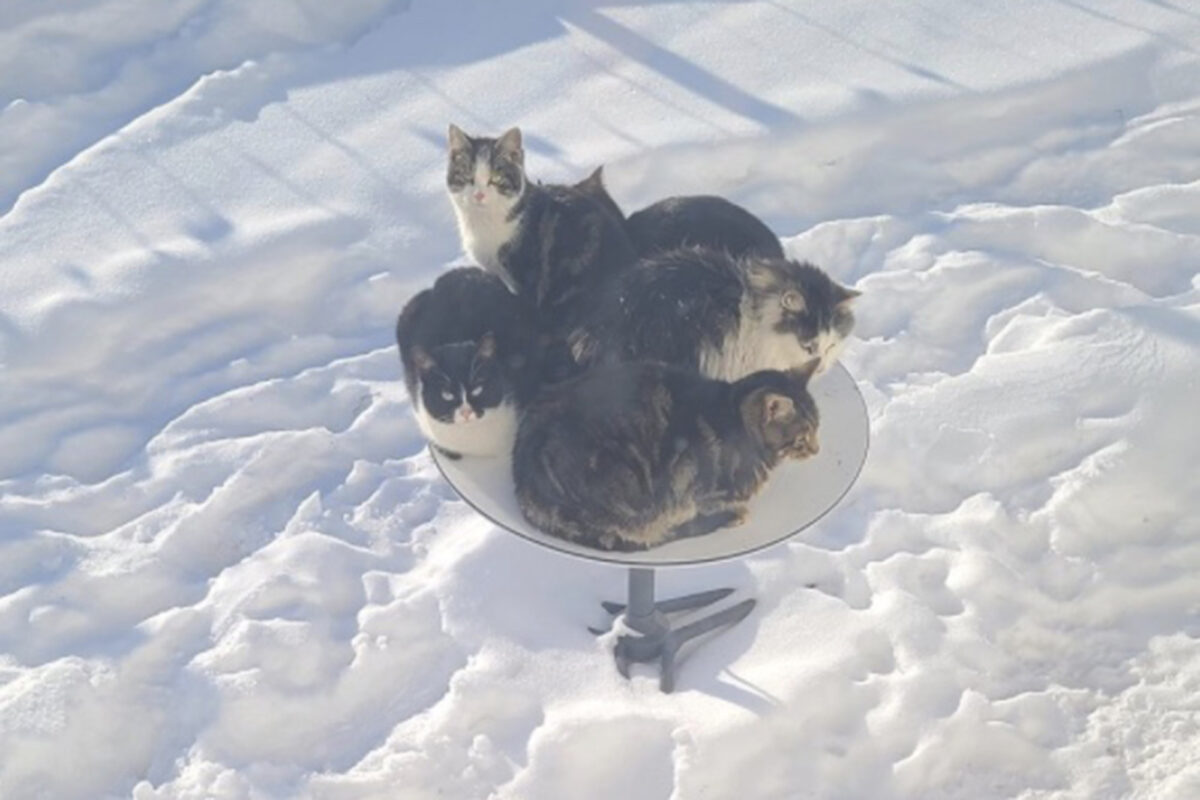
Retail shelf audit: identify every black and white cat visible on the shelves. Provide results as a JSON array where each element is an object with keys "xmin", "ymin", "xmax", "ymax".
[
  {"xmin": 445, "ymin": 125, "xmax": 637, "ymax": 335},
  {"xmin": 570, "ymin": 247, "xmax": 859, "ymax": 381},
  {"xmin": 514, "ymin": 360, "xmax": 821, "ymax": 551},
  {"xmin": 626, "ymin": 195, "xmax": 784, "ymax": 259},
  {"xmin": 396, "ymin": 267, "xmax": 539, "ymax": 458}
]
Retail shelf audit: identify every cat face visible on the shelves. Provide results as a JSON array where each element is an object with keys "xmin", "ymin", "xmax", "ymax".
[
  {"xmin": 447, "ymin": 124, "xmax": 525, "ymax": 209},
  {"xmin": 739, "ymin": 361, "xmax": 821, "ymax": 460},
  {"xmin": 412, "ymin": 334, "xmax": 510, "ymax": 423},
  {"xmin": 746, "ymin": 259, "xmax": 860, "ymax": 374}
]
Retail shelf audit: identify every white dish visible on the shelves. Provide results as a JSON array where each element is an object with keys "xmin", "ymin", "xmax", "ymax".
[{"xmin": 433, "ymin": 363, "xmax": 870, "ymax": 567}]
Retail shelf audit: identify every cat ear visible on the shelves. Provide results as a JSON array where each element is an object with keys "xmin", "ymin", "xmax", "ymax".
[
  {"xmin": 762, "ymin": 392, "xmax": 796, "ymax": 422},
  {"xmin": 781, "ymin": 289, "xmax": 806, "ymax": 313},
  {"xmin": 448, "ymin": 123, "xmax": 470, "ymax": 151},
  {"xmin": 579, "ymin": 166, "xmax": 604, "ymax": 191},
  {"xmin": 790, "ymin": 358, "xmax": 821, "ymax": 385},
  {"xmin": 477, "ymin": 332, "xmax": 497, "ymax": 359},
  {"xmin": 496, "ymin": 127, "xmax": 523, "ymax": 161},
  {"xmin": 412, "ymin": 346, "xmax": 435, "ymax": 372},
  {"xmin": 836, "ymin": 284, "xmax": 861, "ymax": 305}
]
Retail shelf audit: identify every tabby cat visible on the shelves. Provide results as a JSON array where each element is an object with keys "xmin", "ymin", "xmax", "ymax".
[
  {"xmin": 396, "ymin": 267, "xmax": 539, "ymax": 458},
  {"xmin": 514, "ymin": 360, "xmax": 820, "ymax": 551},
  {"xmin": 570, "ymin": 247, "xmax": 859, "ymax": 380},
  {"xmin": 446, "ymin": 125, "xmax": 637, "ymax": 336},
  {"xmin": 626, "ymin": 195, "xmax": 784, "ymax": 259}
]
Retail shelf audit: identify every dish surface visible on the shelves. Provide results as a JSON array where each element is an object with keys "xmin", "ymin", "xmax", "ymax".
[{"xmin": 433, "ymin": 363, "xmax": 870, "ymax": 566}]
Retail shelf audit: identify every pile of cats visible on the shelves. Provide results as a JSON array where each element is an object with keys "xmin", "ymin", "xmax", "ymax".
[{"xmin": 396, "ymin": 126, "xmax": 859, "ymax": 552}]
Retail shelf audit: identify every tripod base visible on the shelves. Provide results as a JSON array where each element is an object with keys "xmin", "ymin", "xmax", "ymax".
[{"xmin": 593, "ymin": 568, "xmax": 756, "ymax": 692}]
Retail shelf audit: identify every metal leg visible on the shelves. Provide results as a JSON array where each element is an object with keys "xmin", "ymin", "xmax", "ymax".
[
  {"xmin": 602, "ymin": 567, "xmax": 755, "ymax": 693},
  {"xmin": 625, "ymin": 568, "xmax": 660, "ymax": 627},
  {"xmin": 660, "ymin": 599, "xmax": 756, "ymax": 692}
]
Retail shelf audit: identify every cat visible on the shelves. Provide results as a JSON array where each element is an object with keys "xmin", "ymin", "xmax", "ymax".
[
  {"xmin": 445, "ymin": 125, "xmax": 637, "ymax": 337},
  {"xmin": 572, "ymin": 177, "xmax": 781, "ymax": 260},
  {"xmin": 573, "ymin": 165, "xmax": 625, "ymax": 224},
  {"xmin": 626, "ymin": 195, "xmax": 784, "ymax": 259},
  {"xmin": 513, "ymin": 360, "xmax": 821, "ymax": 551},
  {"xmin": 569, "ymin": 247, "xmax": 859, "ymax": 381},
  {"xmin": 395, "ymin": 267, "xmax": 540, "ymax": 459}
]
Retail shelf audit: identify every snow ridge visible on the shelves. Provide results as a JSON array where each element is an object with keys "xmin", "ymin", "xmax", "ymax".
[{"xmin": 1, "ymin": 2, "xmax": 1198, "ymax": 798}]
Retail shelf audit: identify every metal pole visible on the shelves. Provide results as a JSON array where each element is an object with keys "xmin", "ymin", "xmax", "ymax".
[
  {"xmin": 627, "ymin": 567, "xmax": 656, "ymax": 621},
  {"xmin": 609, "ymin": 565, "xmax": 752, "ymax": 691}
]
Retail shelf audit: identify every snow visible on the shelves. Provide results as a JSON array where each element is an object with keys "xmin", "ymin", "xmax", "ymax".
[{"xmin": 1, "ymin": 1, "xmax": 1198, "ymax": 798}]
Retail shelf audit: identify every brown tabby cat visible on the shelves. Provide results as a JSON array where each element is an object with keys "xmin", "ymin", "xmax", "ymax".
[{"xmin": 513, "ymin": 360, "xmax": 820, "ymax": 551}]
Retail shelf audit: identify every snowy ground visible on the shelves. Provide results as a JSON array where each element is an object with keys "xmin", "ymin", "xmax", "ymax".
[{"xmin": 2, "ymin": 1, "xmax": 1199, "ymax": 798}]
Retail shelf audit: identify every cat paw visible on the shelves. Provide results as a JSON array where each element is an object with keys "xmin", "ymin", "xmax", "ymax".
[{"xmin": 727, "ymin": 506, "xmax": 749, "ymax": 526}]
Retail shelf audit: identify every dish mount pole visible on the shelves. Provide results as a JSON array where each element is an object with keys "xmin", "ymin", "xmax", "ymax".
[{"xmin": 596, "ymin": 566, "xmax": 756, "ymax": 692}]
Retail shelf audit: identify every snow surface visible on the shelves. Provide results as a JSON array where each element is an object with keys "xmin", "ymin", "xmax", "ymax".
[{"xmin": 1, "ymin": 1, "xmax": 1198, "ymax": 798}]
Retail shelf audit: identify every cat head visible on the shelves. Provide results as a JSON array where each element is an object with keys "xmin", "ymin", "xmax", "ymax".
[
  {"xmin": 447, "ymin": 124, "xmax": 526, "ymax": 210},
  {"xmin": 574, "ymin": 166, "xmax": 625, "ymax": 222},
  {"xmin": 744, "ymin": 258, "xmax": 860, "ymax": 375},
  {"xmin": 737, "ymin": 359, "xmax": 821, "ymax": 460},
  {"xmin": 411, "ymin": 333, "xmax": 512, "ymax": 423}
]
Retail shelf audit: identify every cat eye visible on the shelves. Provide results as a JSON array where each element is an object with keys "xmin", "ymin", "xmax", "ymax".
[
  {"xmin": 470, "ymin": 386, "xmax": 484, "ymax": 397},
  {"xmin": 441, "ymin": 390, "xmax": 455, "ymax": 401}
]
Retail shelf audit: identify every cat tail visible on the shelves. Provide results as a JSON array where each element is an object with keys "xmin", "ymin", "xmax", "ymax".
[{"xmin": 669, "ymin": 508, "xmax": 745, "ymax": 541}]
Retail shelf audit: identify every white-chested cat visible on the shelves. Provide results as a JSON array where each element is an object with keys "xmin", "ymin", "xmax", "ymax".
[
  {"xmin": 513, "ymin": 359, "xmax": 821, "ymax": 552},
  {"xmin": 396, "ymin": 267, "xmax": 540, "ymax": 459},
  {"xmin": 445, "ymin": 125, "xmax": 637, "ymax": 343},
  {"xmin": 570, "ymin": 247, "xmax": 860, "ymax": 381}
]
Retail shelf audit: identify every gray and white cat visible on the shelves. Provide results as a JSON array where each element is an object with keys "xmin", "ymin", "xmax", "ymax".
[
  {"xmin": 570, "ymin": 247, "xmax": 859, "ymax": 381},
  {"xmin": 514, "ymin": 360, "xmax": 821, "ymax": 551},
  {"xmin": 446, "ymin": 125, "xmax": 637, "ymax": 337}
]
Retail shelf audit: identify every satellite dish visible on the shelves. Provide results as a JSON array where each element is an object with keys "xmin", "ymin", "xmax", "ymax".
[{"xmin": 433, "ymin": 363, "xmax": 869, "ymax": 565}]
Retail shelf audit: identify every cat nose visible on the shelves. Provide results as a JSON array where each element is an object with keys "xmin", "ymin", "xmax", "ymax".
[
  {"xmin": 458, "ymin": 407, "xmax": 476, "ymax": 421},
  {"xmin": 472, "ymin": 190, "xmax": 486, "ymax": 202}
]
